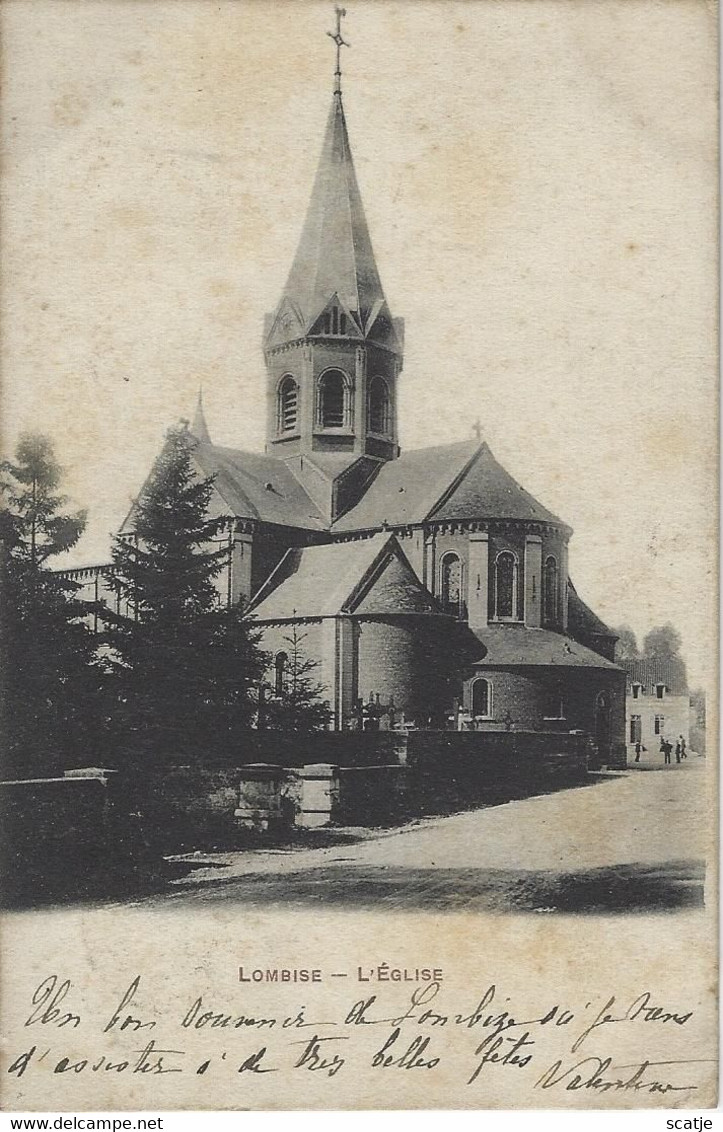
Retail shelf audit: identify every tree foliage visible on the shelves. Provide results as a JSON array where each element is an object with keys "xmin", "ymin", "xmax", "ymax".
[
  {"xmin": 642, "ymin": 622, "xmax": 682, "ymax": 660},
  {"xmin": 263, "ymin": 623, "xmax": 332, "ymax": 732},
  {"xmin": 613, "ymin": 624, "xmax": 640, "ymax": 661},
  {"xmin": 0, "ymin": 434, "xmax": 99, "ymax": 778},
  {"xmin": 104, "ymin": 425, "xmax": 267, "ymax": 763}
]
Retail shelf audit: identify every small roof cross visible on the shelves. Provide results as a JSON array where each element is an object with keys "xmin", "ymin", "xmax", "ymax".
[
  {"xmin": 472, "ymin": 418, "xmax": 483, "ymax": 441},
  {"xmin": 327, "ymin": 6, "xmax": 350, "ymax": 95}
]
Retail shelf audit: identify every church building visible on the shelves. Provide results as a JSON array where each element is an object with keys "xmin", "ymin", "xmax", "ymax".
[{"xmin": 70, "ymin": 20, "xmax": 627, "ymax": 767}]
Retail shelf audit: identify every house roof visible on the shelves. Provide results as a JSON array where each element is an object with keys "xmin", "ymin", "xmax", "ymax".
[
  {"xmin": 247, "ymin": 533, "xmax": 444, "ymax": 621},
  {"xmin": 471, "ymin": 624, "xmax": 622, "ymax": 671},
  {"xmin": 567, "ymin": 580, "xmax": 617, "ymax": 639},
  {"xmin": 332, "ymin": 440, "xmax": 566, "ymax": 532},
  {"xmin": 622, "ymin": 658, "xmax": 689, "ymax": 695},
  {"xmin": 271, "ymin": 92, "xmax": 387, "ymax": 339}
]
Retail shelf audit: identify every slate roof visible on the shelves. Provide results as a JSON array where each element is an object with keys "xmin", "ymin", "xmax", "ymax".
[
  {"xmin": 191, "ymin": 442, "xmax": 326, "ymax": 531},
  {"xmin": 471, "ymin": 624, "xmax": 622, "ymax": 671},
  {"xmin": 567, "ymin": 581, "xmax": 617, "ymax": 639},
  {"xmin": 247, "ymin": 534, "xmax": 443, "ymax": 621},
  {"xmin": 622, "ymin": 658, "xmax": 689, "ymax": 696},
  {"xmin": 273, "ymin": 92, "xmax": 387, "ymax": 335},
  {"xmin": 333, "ymin": 440, "xmax": 565, "ymax": 532}
]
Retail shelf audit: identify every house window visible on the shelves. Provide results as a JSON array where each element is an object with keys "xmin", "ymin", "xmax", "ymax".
[
  {"xmin": 543, "ymin": 685, "xmax": 564, "ymax": 719},
  {"xmin": 543, "ymin": 555, "xmax": 558, "ymax": 625},
  {"xmin": 277, "ymin": 375, "xmax": 298, "ymax": 433},
  {"xmin": 630, "ymin": 715, "xmax": 642, "ymax": 743},
  {"xmin": 471, "ymin": 677, "xmax": 492, "ymax": 718},
  {"xmin": 274, "ymin": 652, "xmax": 288, "ymax": 696},
  {"xmin": 319, "ymin": 369, "xmax": 348, "ymax": 428},
  {"xmin": 656, "ymin": 684, "xmax": 665, "ymax": 700},
  {"xmin": 494, "ymin": 551, "xmax": 518, "ymax": 619},
  {"xmin": 654, "ymin": 714, "xmax": 665, "ymax": 735},
  {"xmin": 631, "ymin": 683, "xmax": 641, "ymax": 699},
  {"xmin": 368, "ymin": 376, "xmax": 391, "ymax": 435},
  {"xmin": 440, "ymin": 552, "xmax": 463, "ymax": 618}
]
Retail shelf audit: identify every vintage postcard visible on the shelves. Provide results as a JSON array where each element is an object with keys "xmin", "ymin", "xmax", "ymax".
[{"xmin": 0, "ymin": 0, "xmax": 718, "ymax": 1112}]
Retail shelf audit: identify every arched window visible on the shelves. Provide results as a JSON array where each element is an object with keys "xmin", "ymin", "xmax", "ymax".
[
  {"xmin": 368, "ymin": 376, "xmax": 390, "ymax": 435},
  {"xmin": 277, "ymin": 375, "xmax": 298, "ymax": 434},
  {"xmin": 471, "ymin": 677, "xmax": 492, "ymax": 718},
  {"xmin": 440, "ymin": 552, "xmax": 463, "ymax": 618},
  {"xmin": 319, "ymin": 369, "xmax": 348, "ymax": 429},
  {"xmin": 274, "ymin": 652, "xmax": 288, "ymax": 696},
  {"xmin": 543, "ymin": 555, "xmax": 558, "ymax": 625},
  {"xmin": 495, "ymin": 551, "xmax": 518, "ymax": 619}
]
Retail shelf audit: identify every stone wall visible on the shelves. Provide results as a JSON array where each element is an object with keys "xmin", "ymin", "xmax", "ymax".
[
  {"xmin": 125, "ymin": 728, "xmax": 594, "ymax": 848},
  {"xmin": 0, "ymin": 774, "xmax": 128, "ymax": 899}
]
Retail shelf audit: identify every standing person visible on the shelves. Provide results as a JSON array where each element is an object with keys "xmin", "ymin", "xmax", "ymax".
[
  {"xmin": 675, "ymin": 738, "xmax": 682, "ymax": 764},
  {"xmin": 634, "ymin": 740, "xmax": 642, "ymax": 763},
  {"xmin": 680, "ymin": 735, "xmax": 687, "ymax": 758},
  {"xmin": 661, "ymin": 738, "xmax": 671, "ymax": 765}
]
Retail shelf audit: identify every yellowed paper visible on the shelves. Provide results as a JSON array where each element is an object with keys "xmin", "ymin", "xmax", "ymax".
[{"xmin": 0, "ymin": 0, "xmax": 718, "ymax": 1111}]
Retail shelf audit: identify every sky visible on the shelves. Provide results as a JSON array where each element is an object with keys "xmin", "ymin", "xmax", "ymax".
[{"xmin": 0, "ymin": 0, "xmax": 717, "ymax": 691}]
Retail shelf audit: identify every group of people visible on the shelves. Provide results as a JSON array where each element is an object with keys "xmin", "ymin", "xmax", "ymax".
[{"xmin": 633, "ymin": 735, "xmax": 688, "ymax": 764}]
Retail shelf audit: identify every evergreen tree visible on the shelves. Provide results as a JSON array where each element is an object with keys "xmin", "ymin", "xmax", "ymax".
[
  {"xmin": 104, "ymin": 425, "xmax": 266, "ymax": 763},
  {"xmin": 0, "ymin": 434, "xmax": 99, "ymax": 778},
  {"xmin": 264, "ymin": 623, "xmax": 332, "ymax": 732}
]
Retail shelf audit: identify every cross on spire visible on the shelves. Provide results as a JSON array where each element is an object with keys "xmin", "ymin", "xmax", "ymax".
[
  {"xmin": 327, "ymin": 6, "xmax": 350, "ymax": 96},
  {"xmin": 472, "ymin": 418, "xmax": 483, "ymax": 441}
]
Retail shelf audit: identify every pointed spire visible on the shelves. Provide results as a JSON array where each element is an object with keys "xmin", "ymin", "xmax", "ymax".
[
  {"xmin": 191, "ymin": 388, "xmax": 212, "ymax": 445},
  {"xmin": 276, "ymin": 90, "xmax": 386, "ymax": 335}
]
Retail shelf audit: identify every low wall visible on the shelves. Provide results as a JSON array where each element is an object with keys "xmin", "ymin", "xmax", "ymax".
[
  {"xmin": 127, "ymin": 729, "xmax": 593, "ymax": 844},
  {"xmin": 1, "ymin": 776, "xmax": 114, "ymax": 897},
  {"xmin": 141, "ymin": 765, "xmax": 256, "ymax": 852},
  {"xmin": 336, "ymin": 764, "xmax": 409, "ymax": 825},
  {"xmin": 404, "ymin": 730, "xmax": 593, "ymax": 811},
  {"xmin": 234, "ymin": 731, "xmax": 410, "ymax": 769}
]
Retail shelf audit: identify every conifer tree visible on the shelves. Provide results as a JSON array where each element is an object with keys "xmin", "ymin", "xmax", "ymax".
[
  {"xmin": 104, "ymin": 425, "xmax": 266, "ymax": 763},
  {"xmin": 265, "ymin": 623, "xmax": 332, "ymax": 732},
  {"xmin": 0, "ymin": 434, "xmax": 99, "ymax": 777}
]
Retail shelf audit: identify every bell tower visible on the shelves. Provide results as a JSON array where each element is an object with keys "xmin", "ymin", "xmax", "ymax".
[{"xmin": 263, "ymin": 8, "xmax": 404, "ymax": 481}]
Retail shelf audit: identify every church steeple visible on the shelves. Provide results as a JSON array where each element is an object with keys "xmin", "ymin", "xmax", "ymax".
[
  {"xmin": 190, "ymin": 388, "xmax": 211, "ymax": 445},
  {"xmin": 276, "ymin": 91, "xmax": 388, "ymax": 339},
  {"xmin": 263, "ymin": 10, "xmax": 403, "ymax": 479}
]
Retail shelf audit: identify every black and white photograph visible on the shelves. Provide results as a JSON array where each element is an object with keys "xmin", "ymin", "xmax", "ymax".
[{"xmin": 0, "ymin": 0, "xmax": 717, "ymax": 1112}]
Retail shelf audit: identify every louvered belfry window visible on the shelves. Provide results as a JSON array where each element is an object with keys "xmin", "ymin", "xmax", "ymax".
[
  {"xmin": 278, "ymin": 376, "xmax": 298, "ymax": 433},
  {"xmin": 320, "ymin": 369, "xmax": 346, "ymax": 428},
  {"xmin": 369, "ymin": 376, "xmax": 390, "ymax": 435}
]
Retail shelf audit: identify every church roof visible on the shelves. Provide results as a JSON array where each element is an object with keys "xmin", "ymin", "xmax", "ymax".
[
  {"xmin": 472, "ymin": 624, "xmax": 622, "ymax": 671},
  {"xmin": 332, "ymin": 440, "xmax": 566, "ymax": 532},
  {"xmin": 567, "ymin": 581, "xmax": 617, "ymax": 640},
  {"xmin": 274, "ymin": 92, "xmax": 387, "ymax": 335},
  {"xmin": 192, "ymin": 442, "xmax": 326, "ymax": 531},
  {"xmin": 247, "ymin": 533, "xmax": 444, "ymax": 621}
]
